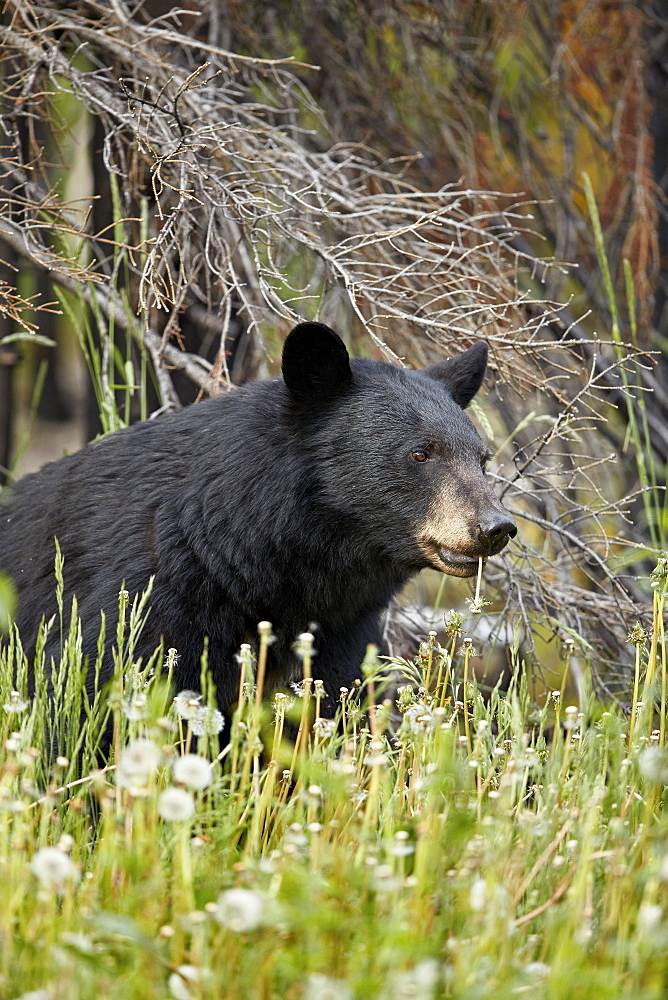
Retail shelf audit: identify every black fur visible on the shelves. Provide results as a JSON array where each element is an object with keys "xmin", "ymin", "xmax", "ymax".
[{"xmin": 0, "ymin": 322, "xmax": 515, "ymax": 712}]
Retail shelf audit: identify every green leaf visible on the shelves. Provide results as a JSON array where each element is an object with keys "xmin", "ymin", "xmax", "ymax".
[{"xmin": 0, "ymin": 332, "xmax": 56, "ymax": 347}]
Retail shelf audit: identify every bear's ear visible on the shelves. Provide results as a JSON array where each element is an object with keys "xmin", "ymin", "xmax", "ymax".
[
  {"xmin": 282, "ymin": 322, "xmax": 352, "ymax": 404},
  {"xmin": 423, "ymin": 341, "xmax": 488, "ymax": 409}
]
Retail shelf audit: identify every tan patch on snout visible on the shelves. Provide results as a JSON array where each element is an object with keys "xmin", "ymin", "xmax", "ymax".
[{"xmin": 416, "ymin": 486, "xmax": 480, "ymax": 578}]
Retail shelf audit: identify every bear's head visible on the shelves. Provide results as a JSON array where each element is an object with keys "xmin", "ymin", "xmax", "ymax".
[{"xmin": 281, "ymin": 322, "xmax": 516, "ymax": 578}]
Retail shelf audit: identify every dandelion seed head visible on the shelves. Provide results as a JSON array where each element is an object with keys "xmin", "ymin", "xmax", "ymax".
[
  {"xmin": 313, "ymin": 717, "xmax": 336, "ymax": 738},
  {"xmin": 59, "ymin": 931, "xmax": 94, "ymax": 954},
  {"xmin": 165, "ymin": 648, "xmax": 180, "ymax": 668},
  {"xmin": 391, "ymin": 831, "xmax": 415, "ymax": 857},
  {"xmin": 172, "ymin": 753, "xmax": 212, "ymax": 790},
  {"xmin": 190, "ymin": 705, "xmax": 224, "ymax": 737},
  {"xmin": 158, "ymin": 787, "xmax": 195, "ymax": 822},
  {"xmin": 525, "ymin": 962, "xmax": 550, "ymax": 979},
  {"xmin": 391, "ymin": 959, "xmax": 440, "ymax": 999},
  {"xmin": 123, "ymin": 692, "xmax": 148, "ymax": 721},
  {"xmin": 30, "ymin": 847, "xmax": 79, "ymax": 892},
  {"xmin": 637, "ymin": 903, "xmax": 662, "ymax": 933},
  {"xmin": 173, "ymin": 689, "xmax": 202, "ymax": 719},
  {"xmin": 638, "ymin": 746, "xmax": 668, "ymax": 785},
  {"xmin": 168, "ymin": 965, "xmax": 202, "ymax": 1000},
  {"xmin": 469, "ymin": 876, "xmax": 487, "ymax": 911},
  {"xmin": 405, "ymin": 703, "xmax": 435, "ymax": 734},
  {"xmin": 294, "ymin": 632, "xmax": 315, "ymax": 660},
  {"xmin": 304, "ymin": 973, "xmax": 354, "ymax": 1000},
  {"xmin": 214, "ymin": 887, "xmax": 266, "ymax": 932},
  {"xmin": 3, "ymin": 691, "xmax": 29, "ymax": 713},
  {"xmin": 371, "ymin": 864, "xmax": 401, "ymax": 892},
  {"xmin": 116, "ymin": 738, "xmax": 162, "ymax": 787}
]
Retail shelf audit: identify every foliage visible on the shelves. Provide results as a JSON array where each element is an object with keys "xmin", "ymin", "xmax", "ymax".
[
  {"xmin": 0, "ymin": 0, "xmax": 663, "ymax": 695},
  {"xmin": 1, "ymin": 6, "xmax": 666, "ymax": 996},
  {"xmin": 1, "ymin": 581, "xmax": 668, "ymax": 999}
]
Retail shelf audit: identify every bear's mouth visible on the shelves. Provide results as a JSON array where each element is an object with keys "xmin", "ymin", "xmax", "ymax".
[{"xmin": 430, "ymin": 547, "xmax": 481, "ymax": 578}]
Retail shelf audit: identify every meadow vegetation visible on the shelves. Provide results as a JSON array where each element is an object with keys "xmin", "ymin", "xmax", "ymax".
[
  {"xmin": 1, "ymin": 6, "xmax": 667, "ymax": 997},
  {"xmin": 0, "ymin": 558, "xmax": 667, "ymax": 1000}
]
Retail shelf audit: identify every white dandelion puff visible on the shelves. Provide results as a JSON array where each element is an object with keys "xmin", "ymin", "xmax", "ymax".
[
  {"xmin": 168, "ymin": 965, "xmax": 202, "ymax": 1000},
  {"xmin": 469, "ymin": 876, "xmax": 487, "ymax": 912},
  {"xmin": 158, "ymin": 787, "xmax": 195, "ymax": 822},
  {"xmin": 3, "ymin": 691, "xmax": 29, "ymax": 713},
  {"xmin": 172, "ymin": 753, "xmax": 212, "ymax": 790},
  {"xmin": 10, "ymin": 990, "xmax": 53, "ymax": 1000},
  {"xmin": 30, "ymin": 847, "xmax": 79, "ymax": 892},
  {"xmin": 313, "ymin": 717, "xmax": 336, "ymax": 738},
  {"xmin": 637, "ymin": 903, "xmax": 662, "ymax": 933},
  {"xmin": 304, "ymin": 973, "xmax": 354, "ymax": 1000},
  {"xmin": 660, "ymin": 854, "xmax": 668, "ymax": 882},
  {"xmin": 525, "ymin": 962, "xmax": 550, "ymax": 979},
  {"xmin": 122, "ymin": 691, "xmax": 148, "ymax": 721},
  {"xmin": 638, "ymin": 747, "xmax": 668, "ymax": 785},
  {"xmin": 190, "ymin": 706, "xmax": 225, "ymax": 737},
  {"xmin": 405, "ymin": 703, "xmax": 435, "ymax": 734},
  {"xmin": 391, "ymin": 959, "xmax": 440, "ymax": 1000},
  {"xmin": 371, "ymin": 864, "xmax": 401, "ymax": 893},
  {"xmin": 116, "ymin": 738, "xmax": 162, "ymax": 788},
  {"xmin": 173, "ymin": 690, "xmax": 203, "ymax": 720},
  {"xmin": 390, "ymin": 831, "xmax": 415, "ymax": 857},
  {"xmin": 214, "ymin": 887, "xmax": 266, "ymax": 932}
]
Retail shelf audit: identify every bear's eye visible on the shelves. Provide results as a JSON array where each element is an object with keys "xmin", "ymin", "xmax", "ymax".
[{"xmin": 412, "ymin": 451, "xmax": 428, "ymax": 463}]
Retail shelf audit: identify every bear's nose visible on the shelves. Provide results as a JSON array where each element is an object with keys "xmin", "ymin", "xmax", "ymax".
[{"xmin": 476, "ymin": 514, "xmax": 517, "ymax": 551}]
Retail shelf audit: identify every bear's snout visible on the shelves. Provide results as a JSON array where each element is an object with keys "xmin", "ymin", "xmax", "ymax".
[{"xmin": 475, "ymin": 513, "xmax": 517, "ymax": 556}]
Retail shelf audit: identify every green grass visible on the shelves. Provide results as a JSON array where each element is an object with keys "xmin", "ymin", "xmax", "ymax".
[{"xmin": 1, "ymin": 568, "xmax": 667, "ymax": 1000}]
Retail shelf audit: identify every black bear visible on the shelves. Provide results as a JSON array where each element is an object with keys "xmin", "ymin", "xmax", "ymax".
[{"xmin": 0, "ymin": 322, "xmax": 516, "ymax": 711}]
